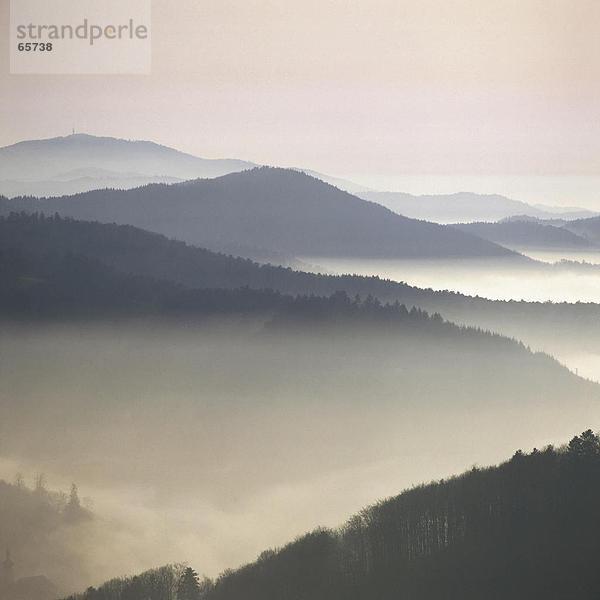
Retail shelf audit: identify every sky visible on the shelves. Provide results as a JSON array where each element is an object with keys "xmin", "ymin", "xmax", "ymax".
[{"xmin": 1, "ymin": 0, "xmax": 600, "ymax": 202}]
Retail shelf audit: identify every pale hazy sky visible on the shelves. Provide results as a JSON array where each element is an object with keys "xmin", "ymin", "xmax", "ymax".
[{"xmin": 2, "ymin": 0, "xmax": 600, "ymax": 180}]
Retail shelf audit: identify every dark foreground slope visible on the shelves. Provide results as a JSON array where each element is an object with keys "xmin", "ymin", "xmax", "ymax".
[
  {"xmin": 0, "ymin": 167, "xmax": 517, "ymax": 259},
  {"xmin": 2, "ymin": 213, "xmax": 600, "ymax": 353},
  {"xmin": 63, "ymin": 430, "xmax": 600, "ymax": 600}
]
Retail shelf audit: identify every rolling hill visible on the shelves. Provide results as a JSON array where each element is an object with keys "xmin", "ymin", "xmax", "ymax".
[
  {"xmin": 0, "ymin": 170, "xmax": 183, "ymax": 199},
  {"xmin": 61, "ymin": 430, "xmax": 600, "ymax": 600},
  {"xmin": 3, "ymin": 213, "xmax": 600, "ymax": 357},
  {"xmin": 0, "ymin": 134, "xmax": 369, "ymax": 198},
  {"xmin": 4, "ymin": 215, "xmax": 600, "ymax": 600},
  {"xmin": 201, "ymin": 430, "xmax": 600, "ymax": 600},
  {"xmin": 360, "ymin": 191, "xmax": 597, "ymax": 224},
  {"xmin": 0, "ymin": 167, "xmax": 519, "ymax": 260},
  {"xmin": 0, "ymin": 133, "xmax": 255, "ymax": 193},
  {"xmin": 452, "ymin": 220, "xmax": 597, "ymax": 250},
  {"xmin": 563, "ymin": 215, "xmax": 600, "ymax": 245}
]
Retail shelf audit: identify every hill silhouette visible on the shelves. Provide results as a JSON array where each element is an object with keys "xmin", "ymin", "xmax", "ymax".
[
  {"xmin": 0, "ymin": 134, "xmax": 255, "ymax": 183},
  {"xmin": 359, "ymin": 191, "xmax": 596, "ymax": 223},
  {"xmin": 2, "ymin": 213, "xmax": 600, "ymax": 355},
  {"xmin": 452, "ymin": 219, "xmax": 596, "ymax": 250},
  {"xmin": 0, "ymin": 167, "xmax": 519, "ymax": 260},
  {"xmin": 0, "ymin": 134, "xmax": 369, "ymax": 198},
  {"xmin": 61, "ymin": 429, "xmax": 600, "ymax": 600},
  {"xmin": 563, "ymin": 215, "xmax": 600, "ymax": 245}
]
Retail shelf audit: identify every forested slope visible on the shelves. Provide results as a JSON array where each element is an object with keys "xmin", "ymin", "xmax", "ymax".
[
  {"xmin": 2, "ymin": 213, "xmax": 600, "ymax": 351},
  {"xmin": 62, "ymin": 430, "xmax": 600, "ymax": 600}
]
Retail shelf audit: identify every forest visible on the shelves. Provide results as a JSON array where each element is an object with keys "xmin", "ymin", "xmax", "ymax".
[
  {"xmin": 60, "ymin": 430, "xmax": 600, "ymax": 600},
  {"xmin": 2, "ymin": 214, "xmax": 600, "ymax": 600},
  {"xmin": 2, "ymin": 213, "xmax": 600, "ymax": 355},
  {"xmin": 1, "ymin": 212, "xmax": 588, "ymax": 364}
]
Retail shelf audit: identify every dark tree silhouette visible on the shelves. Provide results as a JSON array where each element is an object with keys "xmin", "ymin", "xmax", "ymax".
[
  {"xmin": 178, "ymin": 567, "xmax": 201, "ymax": 600},
  {"xmin": 62, "ymin": 431, "xmax": 600, "ymax": 600},
  {"xmin": 2, "ymin": 212, "xmax": 600, "ymax": 351}
]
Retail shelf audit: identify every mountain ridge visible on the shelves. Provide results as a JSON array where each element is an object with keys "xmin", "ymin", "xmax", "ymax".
[
  {"xmin": 360, "ymin": 190, "xmax": 597, "ymax": 223},
  {"xmin": 3, "ymin": 213, "xmax": 600, "ymax": 358},
  {"xmin": 0, "ymin": 133, "xmax": 256, "ymax": 183},
  {"xmin": 0, "ymin": 167, "xmax": 520, "ymax": 260},
  {"xmin": 451, "ymin": 219, "xmax": 598, "ymax": 250},
  {"xmin": 0, "ymin": 134, "xmax": 367, "ymax": 197}
]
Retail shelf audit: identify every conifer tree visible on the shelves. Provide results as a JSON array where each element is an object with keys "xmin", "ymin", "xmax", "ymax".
[{"xmin": 178, "ymin": 567, "xmax": 201, "ymax": 600}]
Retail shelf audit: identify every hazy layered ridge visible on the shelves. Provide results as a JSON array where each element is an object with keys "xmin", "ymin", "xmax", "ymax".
[
  {"xmin": 2, "ymin": 208, "xmax": 600, "ymax": 595},
  {"xmin": 4, "ymin": 214, "xmax": 600, "ymax": 364},
  {"xmin": 563, "ymin": 216, "xmax": 600, "ymax": 245},
  {"xmin": 0, "ymin": 134, "xmax": 369, "ymax": 199},
  {"xmin": 359, "ymin": 191, "xmax": 596, "ymax": 223},
  {"xmin": 0, "ymin": 167, "xmax": 518, "ymax": 260},
  {"xmin": 0, "ymin": 134, "xmax": 256, "ymax": 182},
  {"xmin": 451, "ymin": 220, "xmax": 597, "ymax": 251},
  {"xmin": 1, "ymin": 318, "xmax": 597, "ymax": 592}
]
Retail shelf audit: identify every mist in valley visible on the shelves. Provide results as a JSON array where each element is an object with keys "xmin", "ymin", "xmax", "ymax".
[
  {"xmin": 4, "ymin": 0, "xmax": 600, "ymax": 595},
  {"xmin": 519, "ymin": 249, "xmax": 600, "ymax": 265},
  {"xmin": 0, "ymin": 316, "xmax": 597, "ymax": 594},
  {"xmin": 304, "ymin": 256, "xmax": 600, "ymax": 304},
  {"xmin": 300, "ymin": 255, "xmax": 600, "ymax": 384}
]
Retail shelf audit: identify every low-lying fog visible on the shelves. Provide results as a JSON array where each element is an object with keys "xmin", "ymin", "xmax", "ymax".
[
  {"xmin": 304, "ymin": 256, "xmax": 600, "ymax": 303},
  {"xmin": 518, "ymin": 249, "xmax": 600, "ymax": 265},
  {"xmin": 304, "ymin": 255, "xmax": 600, "ymax": 384},
  {"xmin": 0, "ymin": 320, "xmax": 597, "ymax": 594}
]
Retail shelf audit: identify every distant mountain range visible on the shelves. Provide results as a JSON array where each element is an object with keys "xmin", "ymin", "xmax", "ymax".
[
  {"xmin": 562, "ymin": 216, "xmax": 600, "ymax": 245},
  {"xmin": 0, "ymin": 167, "xmax": 518, "ymax": 260},
  {"xmin": 359, "ymin": 191, "xmax": 598, "ymax": 223},
  {"xmin": 3, "ymin": 133, "xmax": 599, "ymax": 260},
  {"xmin": 0, "ymin": 133, "xmax": 256, "ymax": 184},
  {"xmin": 3, "ymin": 134, "xmax": 593, "ymax": 228},
  {"xmin": 452, "ymin": 220, "xmax": 598, "ymax": 251},
  {"xmin": 0, "ymin": 134, "xmax": 366, "ymax": 198},
  {"xmin": 0, "ymin": 171, "xmax": 184, "ymax": 199}
]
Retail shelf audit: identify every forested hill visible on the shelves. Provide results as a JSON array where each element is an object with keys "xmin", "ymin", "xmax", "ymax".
[
  {"xmin": 0, "ymin": 167, "xmax": 518, "ymax": 259},
  {"xmin": 3, "ymin": 213, "xmax": 600, "ymax": 352},
  {"xmin": 0, "ymin": 226, "xmax": 462, "ymax": 332},
  {"xmin": 63, "ymin": 430, "xmax": 600, "ymax": 600},
  {"xmin": 1, "ymin": 214, "xmax": 590, "ymax": 384},
  {"xmin": 0, "ymin": 230, "xmax": 501, "ymax": 343}
]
